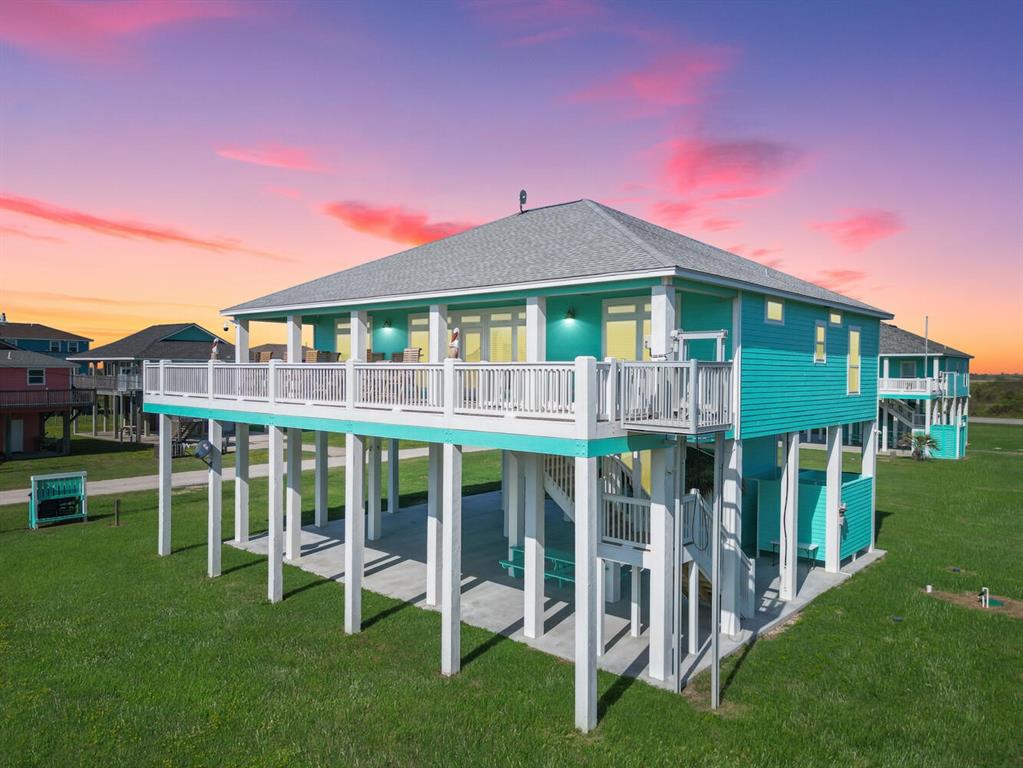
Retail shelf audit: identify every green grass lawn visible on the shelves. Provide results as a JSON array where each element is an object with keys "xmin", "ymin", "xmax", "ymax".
[{"xmin": 1, "ymin": 429, "xmax": 1020, "ymax": 766}]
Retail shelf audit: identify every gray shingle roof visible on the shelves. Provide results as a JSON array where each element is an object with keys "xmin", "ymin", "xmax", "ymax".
[
  {"xmin": 880, "ymin": 323, "xmax": 971, "ymax": 358},
  {"xmin": 68, "ymin": 324, "xmax": 232, "ymax": 362},
  {"xmin": 0, "ymin": 321, "xmax": 91, "ymax": 342},
  {"xmin": 0, "ymin": 348, "xmax": 75, "ymax": 368},
  {"xmin": 225, "ymin": 200, "xmax": 891, "ymax": 317}
]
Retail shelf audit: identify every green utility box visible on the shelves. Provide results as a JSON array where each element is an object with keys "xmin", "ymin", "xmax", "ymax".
[{"xmin": 29, "ymin": 471, "xmax": 88, "ymax": 529}]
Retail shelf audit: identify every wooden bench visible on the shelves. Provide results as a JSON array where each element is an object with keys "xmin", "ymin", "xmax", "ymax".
[
  {"xmin": 499, "ymin": 545, "xmax": 575, "ymax": 587},
  {"xmin": 765, "ymin": 539, "xmax": 820, "ymax": 567}
]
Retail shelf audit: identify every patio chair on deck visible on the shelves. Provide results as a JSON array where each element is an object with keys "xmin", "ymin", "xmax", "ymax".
[{"xmin": 402, "ymin": 347, "xmax": 422, "ymax": 363}]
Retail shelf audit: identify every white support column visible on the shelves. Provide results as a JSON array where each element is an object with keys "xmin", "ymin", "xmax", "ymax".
[
  {"xmin": 234, "ymin": 423, "xmax": 249, "ymax": 543},
  {"xmin": 506, "ymin": 451, "xmax": 523, "ymax": 575},
  {"xmin": 630, "ymin": 564, "xmax": 642, "ymax": 637},
  {"xmin": 596, "ymin": 558, "xmax": 605, "ymax": 656},
  {"xmin": 862, "ymin": 419, "xmax": 878, "ymax": 551},
  {"xmin": 207, "ymin": 419, "xmax": 223, "ymax": 578},
  {"xmin": 687, "ymin": 561, "xmax": 700, "ymax": 655},
  {"xmin": 648, "ymin": 444, "xmax": 675, "ymax": 681},
  {"xmin": 606, "ymin": 562, "xmax": 622, "ymax": 603},
  {"xmin": 526, "ymin": 296, "xmax": 546, "ymax": 362},
  {"xmin": 367, "ymin": 437, "xmax": 382, "ymax": 541},
  {"xmin": 881, "ymin": 407, "xmax": 889, "ymax": 453},
  {"xmin": 285, "ymin": 427, "xmax": 302, "ymax": 561},
  {"xmin": 344, "ymin": 433, "xmax": 365, "ymax": 633},
  {"xmin": 720, "ymin": 435, "xmax": 741, "ymax": 637},
  {"xmin": 824, "ymin": 425, "xmax": 843, "ymax": 573},
  {"xmin": 441, "ymin": 442, "xmax": 463, "ymax": 676},
  {"xmin": 267, "ymin": 426, "xmax": 284, "ymax": 603},
  {"xmin": 286, "ymin": 314, "xmax": 302, "ymax": 363},
  {"xmin": 779, "ymin": 432, "xmax": 800, "ymax": 601},
  {"xmin": 387, "ymin": 438, "xmax": 399, "ymax": 514},
  {"xmin": 574, "ymin": 455, "xmax": 599, "ymax": 733},
  {"xmin": 158, "ymin": 413, "xmax": 172, "ymax": 556},
  {"xmin": 650, "ymin": 281, "xmax": 677, "ymax": 358},
  {"xmin": 524, "ymin": 452, "xmax": 546, "ymax": 639},
  {"xmin": 502, "ymin": 451, "xmax": 509, "ymax": 537},
  {"xmin": 428, "ymin": 304, "xmax": 447, "ymax": 362},
  {"xmin": 314, "ymin": 431, "xmax": 328, "ymax": 527},
  {"xmin": 426, "ymin": 443, "xmax": 443, "ymax": 606}
]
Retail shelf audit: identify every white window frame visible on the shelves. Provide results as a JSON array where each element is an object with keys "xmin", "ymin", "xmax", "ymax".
[
  {"xmin": 449, "ymin": 306, "xmax": 526, "ymax": 361},
  {"xmin": 847, "ymin": 326, "xmax": 862, "ymax": 395},
  {"xmin": 48, "ymin": 340, "xmax": 60, "ymax": 352},
  {"xmin": 601, "ymin": 297, "xmax": 652, "ymax": 361},
  {"xmin": 27, "ymin": 368, "xmax": 46, "ymax": 386},
  {"xmin": 813, "ymin": 321, "xmax": 827, "ymax": 364},
  {"xmin": 829, "ymin": 310, "xmax": 842, "ymax": 326},
  {"xmin": 68, "ymin": 341, "xmax": 79, "ymax": 353},
  {"xmin": 900, "ymin": 360, "xmax": 916, "ymax": 378},
  {"xmin": 764, "ymin": 298, "xmax": 784, "ymax": 325}
]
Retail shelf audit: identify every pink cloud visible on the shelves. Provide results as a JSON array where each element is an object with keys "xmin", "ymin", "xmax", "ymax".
[
  {"xmin": 811, "ymin": 269, "xmax": 869, "ymax": 291},
  {"xmin": 650, "ymin": 200, "xmax": 701, "ymax": 226},
  {"xmin": 663, "ymin": 138, "xmax": 802, "ymax": 196},
  {"xmin": 568, "ymin": 48, "xmax": 736, "ymax": 116},
  {"xmin": 216, "ymin": 144, "xmax": 327, "ymax": 173},
  {"xmin": 0, "ymin": 0, "xmax": 245, "ymax": 61},
  {"xmin": 700, "ymin": 216, "xmax": 740, "ymax": 232},
  {"xmin": 727, "ymin": 244, "xmax": 783, "ymax": 269},
  {"xmin": 808, "ymin": 209, "xmax": 905, "ymax": 250},
  {"xmin": 0, "ymin": 225, "xmax": 65, "ymax": 244},
  {"xmin": 321, "ymin": 201, "xmax": 476, "ymax": 246},
  {"xmin": 468, "ymin": 0, "xmax": 605, "ymax": 46},
  {"xmin": 0, "ymin": 193, "xmax": 287, "ymax": 261}
]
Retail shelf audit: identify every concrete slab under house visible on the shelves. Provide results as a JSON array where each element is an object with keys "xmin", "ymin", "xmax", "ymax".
[{"xmin": 144, "ymin": 199, "xmax": 892, "ymax": 732}]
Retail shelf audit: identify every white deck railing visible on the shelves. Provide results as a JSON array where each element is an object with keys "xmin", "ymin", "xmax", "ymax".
[
  {"xmin": 878, "ymin": 377, "xmax": 940, "ymax": 396},
  {"xmin": 143, "ymin": 357, "xmax": 733, "ymax": 435},
  {"xmin": 72, "ymin": 373, "xmax": 142, "ymax": 392}
]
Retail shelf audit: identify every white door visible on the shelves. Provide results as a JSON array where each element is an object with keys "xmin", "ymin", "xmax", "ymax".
[{"xmin": 10, "ymin": 418, "xmax": 24, "ymax": 452}]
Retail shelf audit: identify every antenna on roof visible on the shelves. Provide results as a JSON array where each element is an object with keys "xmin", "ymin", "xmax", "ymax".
[{"xmin": 519, "ymin": 189, "xmax": 527, "ymax": 214}]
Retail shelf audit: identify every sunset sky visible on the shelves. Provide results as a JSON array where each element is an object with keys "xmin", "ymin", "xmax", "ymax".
[{"xmin": 1, "ymin": 0, "xmax": 1020, "ymax": 371}]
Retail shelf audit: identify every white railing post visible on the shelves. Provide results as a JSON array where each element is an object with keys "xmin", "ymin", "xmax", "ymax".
[
  {"xmin": 268, "ymin": 359, "xmax": 278, "ymax": 405},
  {"xmin": 688, "ymin": 359, "xmax": 699, "ymax": 429},
  {"xmin": 207, "ymin": 360, "xmax": 215, "ymax": 404},
  {"xmin": 574, "ymin": 357, "xmax": 597, "ymax": 440},
  {"xmin": 443, "ymin": 358, "xmax": 456, "ymax": 419},
  {"xmin": 158, "ymin": 360, "xmax": 166, "ymax": 396},
  {"xmin": 346, "ymin": 358, "xmax": 356, "ymax": 415}
]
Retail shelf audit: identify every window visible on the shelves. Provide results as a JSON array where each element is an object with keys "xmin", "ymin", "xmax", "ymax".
[
  {"xmin": 829, "ymin": 310, "xmax": 842, "ymax": 326},
  {"xmin": 449, "ymin": 307, "xmax": 526, "ymax": 361},
  {"xmin": 68, "ymin": 341, "xmax": 79, "ymax": 353},
  {"xmin": 335, "ymin": 319, "xmax": 352, "ymax": 360},
  {"xmin": 27, "ymin": 368, "xmax": 45, "ymax": 386},
  {"xmin": 847, "ymin": 327, "xmax": 861, "ymax": 394},
  {"xmin": 602, "ymin": 299, "xmax": 652, "ymax": 361},
  {"xmin": 900, "ymin": 360, "xmax": 916, "ymax": 378},
  {"xmin": 814, "ymin": 321, "xmax": 826, "ymax": 363},
  {"xmin": 409, "ymin": 314, "xmax": 430, "ymax": 361},
  {"xmin": 49, "ymin": 340, "xmax": 60, "ymax": 352},
  {"xmin": 765, "ymin": 298, "xmax": 784, "ymax": 324}
]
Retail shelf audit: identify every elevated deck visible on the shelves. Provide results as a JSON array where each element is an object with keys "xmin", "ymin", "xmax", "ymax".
[
  {"xmin": 142, "ymin": 358, "xmax": 733, "ymax": 452},
  {"xmin": 878, "ymin": 371, "xmax": 969, "ymax": 399}
]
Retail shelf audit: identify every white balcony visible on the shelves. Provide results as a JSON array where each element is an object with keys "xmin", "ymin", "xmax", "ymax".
[
  {"xmin": 879, "ymin": 372, "xmax": 969, "ymax": 399},
  {"xmin": 142, "ymin": 357, "xmax": 733, "ymax": 440}
]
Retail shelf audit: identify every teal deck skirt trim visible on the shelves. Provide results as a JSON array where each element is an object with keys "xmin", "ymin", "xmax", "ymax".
[{"xmin": 144, "ymin": 402, "xmax": 668, "ymax": 457}]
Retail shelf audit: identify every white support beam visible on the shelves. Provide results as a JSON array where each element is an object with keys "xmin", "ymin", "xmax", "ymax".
[
  {"xmin": 351, "ymin": 310, "xmax": 368, "ymax": 362},
  {"xmin": 524, "ymin": 452, "xmax": 546, "ymax": 639},
  {"xmin": 779, "ymin": 431, "xmax": 800, "ymax": 601},
  {"xmin": 234, "ymin": 423, "xmax": 249, "ymax": 544},
  {"xmin": 426, "ymin": 443, "xmax": 443, "ymax": 606},
  {"xmin": 344, "ymin": 433, "xmax": 365, "ymax": 633},
  {"xmin": 207, "ymin": 419, "xmax": 223, "ymax": 578},
  {"xmin": 687, "ymin": 561, "xmax": 700, "ymax": 655},
  {"xmin": 720, "ymin": 435, "xmax": 741, "ymax": 637},
  {"xmin": 286, "ymin": 314, "xmax": 302, "ymax": 363},
  {"xmin": 158, "ymin": 412, "xmax": 172, "ymax": 556},
  {"xmin": 441, "ymin": 442, "xmax": 463, "ymax": 676},
  {"xmin": 506, "ymin": 451, "xmax": 523, "ymax": 575},
  {"xmin": 267, "ymin": 426, "xmax": 284, "ymax": 603},
  {"xmin": 314, "ymin": 431, "xmax": 328, "ymax": 527},
  {"xmin": 526, "ymin": 296, "xmax": 546, "ymax": 362},
  {"xmin": 573, "ymin": 455, "xmax": 599, "ymax": 733},
  {"xmin": 825, "ymin": 425, "xmax": 843, "ymax": 573},
  {"xmin": 502, "ymin": 451, "xmax": 509, "ymax": 537},
  {"xmin": 285, "ymin": 427, "xmax": 302, "ymax": 561},
  {"xmin": 862, "ymin": 419, "xmax": 878, "ymax": 551},
  {"xmin": 650, "ymin": 281, "xmax": 677, "ymax": 358},
  {"xmin": 648, "ymin": 444, "xmax": 675, "ymax": 681},
  {"xmin": 387, "ymin": 438, "xmax": 399, "ymax": 514},
  {"xmin": 630, "ymin": 564, "xmax": 642, "ymax": 637},
  {"xmin": 606, "ymin": 561, "xmax": 622, "ymax": 603},
  {"xmin": 428, "ymin": 304, "xmax": 447, "ymax": 363},
  {"xmin": 367, "ymin": 437, "xmax": 382, "ymax": 541},
  {"xmin": 596, "ymin": 558, "xmax": 605, "ymax": 656}
]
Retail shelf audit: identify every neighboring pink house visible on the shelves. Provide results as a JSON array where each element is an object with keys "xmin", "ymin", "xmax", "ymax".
[{"xmin": 0, "ymin": 343, "xmax": 93, "ymax": 456}]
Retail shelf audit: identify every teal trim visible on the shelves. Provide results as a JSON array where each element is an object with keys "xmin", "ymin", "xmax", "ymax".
[
  {"xmin": 672, "ymin": 278, "xmax": 736, "ymax": 299},
  {"xmin": 165, "ymin": 325, "xmax": 215, "ymax": 342},
  {"xmin": 143, "ymin": 402, "xmax": 667, "ymax": 457},
  {"xmin": 884, "ymin": 392, "xmax": 934, "ymax": 400}
]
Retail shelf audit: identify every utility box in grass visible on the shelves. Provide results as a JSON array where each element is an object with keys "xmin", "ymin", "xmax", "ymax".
[{"xmin": 29, "ymin": 471, "xmax": 88, "ymax": 529}]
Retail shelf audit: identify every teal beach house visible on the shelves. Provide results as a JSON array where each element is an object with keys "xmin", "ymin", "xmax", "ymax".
[
  {"xmin": 878, "ymin": 323, "xmax": 971, "ymax": 459},
  {"xmin": 143, "ymin": 200, "xmax": 891, "ymax": 731}
]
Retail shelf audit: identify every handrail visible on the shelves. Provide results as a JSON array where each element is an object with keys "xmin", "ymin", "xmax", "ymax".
[{"xmin": 0, "ymin": 389, "xmax": 95, "ymax": 408}]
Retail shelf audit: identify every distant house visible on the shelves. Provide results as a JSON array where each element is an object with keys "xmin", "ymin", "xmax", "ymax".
[
  {"xmin": 68, "ymin": 323, "xmax": 232, "ymax": 442},
  {"xmin": 0, "ymin": 342, "xmax": 94, "ymax": 456},
  {"xmin": 0, "ymin": 317, "xmax": 92, "ymax": 370}
]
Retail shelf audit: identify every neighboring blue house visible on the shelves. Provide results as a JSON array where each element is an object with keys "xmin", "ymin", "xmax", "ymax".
[
  {"xmin": 142, "ymin": 199, "xmax": 892, "ymax": 731},
  {"xmin": 0, "ymin": 317, "xmax": 91, "ymax": 368}
]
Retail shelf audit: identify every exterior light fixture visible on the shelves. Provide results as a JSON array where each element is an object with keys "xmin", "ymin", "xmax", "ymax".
[
  {"xmin": 384, "ymin": 319, "xmax": 392, "ymax": 328},
  {"xmin": 566, "ymin": 307, "xmax": 576, "ymax": 320}
]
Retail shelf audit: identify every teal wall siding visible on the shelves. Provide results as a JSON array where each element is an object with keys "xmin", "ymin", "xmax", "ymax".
[
  {"xmin": 740, "ymin": 293, "xmax": 879, "ymax": 439},
  {"xmin": 840, "ymin": 476, "xmax": 873, "ymax": 558},
  {"xmin": 740, "ymin": 435, "xmax": 779, "ymax": 552},
  {"xmin": 166, "ymin": 326, "xmax": 215, "ymax": 342},
  {"xmin": 680, "ymin": 291, "xmax": 733, "ymax": 360},
  {"xmin": 546, "ymin": 294, "xmax": 602, "ymax": 361},
  {"xmin": 929, "ymin": 424, "xmax": 965, "ymax": 459},
  {"xmin": 757, "ymin": 469, "xmax": 871, "ymax": 562},
  {"xmin": 882, "ymin": 354, "xmax": 970, "ymax": 378},
  {"xmin": 311, "ymin": 316, "xmax": 338, "ymax": 353},
  {"xmin": 370, "ymin": 310, "xmax": 410, "ymax": 357}
]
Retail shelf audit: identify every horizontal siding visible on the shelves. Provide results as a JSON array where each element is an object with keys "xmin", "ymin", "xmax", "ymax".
[
  {"xmin": 929, "ymin": 424, "xmax": 963, "ymax": 460},
  {"xmin": 741, "ymin": 292, "xmax": 879, "ymax": 439},
  {"xmin": 840, "ymin": 476, "xmax": 873, "ymax": 558},
  {"xmin": 757, "ymin": 474, "xmax": 826, "ymax": 562}
]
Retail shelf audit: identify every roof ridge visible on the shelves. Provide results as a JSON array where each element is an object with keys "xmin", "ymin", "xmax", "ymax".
[{"xmin": 582, "ymin": 200, "xmax": 675, "ymax": 269}]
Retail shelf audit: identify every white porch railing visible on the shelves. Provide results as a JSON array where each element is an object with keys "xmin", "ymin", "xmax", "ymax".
[
  {"xmin": 602, "ymin": 493, "xmax": 651, "ymax": 549},
  {"xmin": 619, "ymin": 360, "xmax": 732, "ymax": 433},
  {"xmin": 143, "ymin": 357, "xmax": 733, "ymax": 435},
  {"xmin": 878, "ymin": 377, "xmax": 940, "ymax": 396},
  {"xmin": 72, "ymin": 373, "xmax": 142, "ymax": 392}
]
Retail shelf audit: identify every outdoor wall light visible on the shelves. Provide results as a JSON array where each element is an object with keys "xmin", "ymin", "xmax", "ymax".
[
  {"xmin": 565, "ymin": 307, "xmax": 576, "ymax": 320},
  {"xmin": 384, "ymin": 319, "xmax": 392, "ymax": 328}
]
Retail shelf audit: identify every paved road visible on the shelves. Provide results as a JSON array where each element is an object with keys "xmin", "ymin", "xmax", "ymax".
[
  {"xmin": 0, "ymin": 445, "xmax": 487, "ymax": 507},
  {"xmin": 969, "ymin": 417, "xmax": 1023, "ymax": 425}
]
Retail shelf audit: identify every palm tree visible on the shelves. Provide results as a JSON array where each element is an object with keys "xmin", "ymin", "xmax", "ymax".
[{"xmin": 898, "ymin": 432, "xmax": 939, "ymax": 460}]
